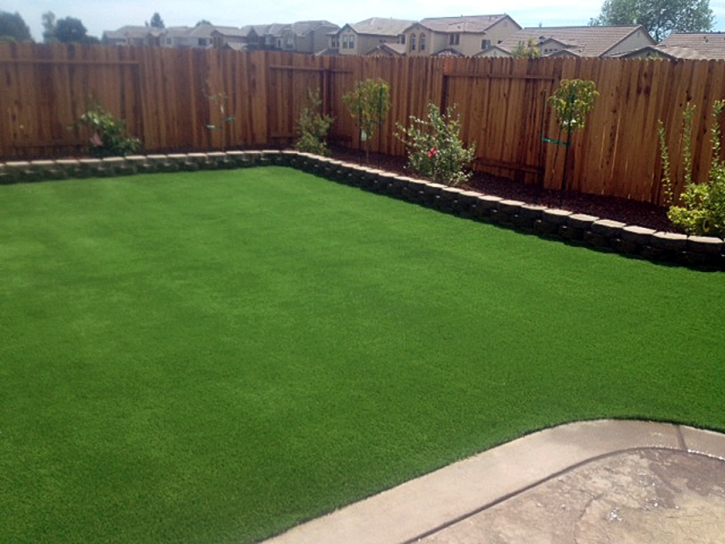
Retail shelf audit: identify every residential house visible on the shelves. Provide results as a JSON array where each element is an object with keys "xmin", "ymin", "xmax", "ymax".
[
  {"xmin": 211, "ymin": 27, "xmax": 251, "ymax": 49},
  {"xmin": 401, "ymin": 14, "xmax": 521, "ymax": 57},
  {"xmin": 332, "ymin": 18, "xmax": 414, "ymax": 55},
  {"xmin": 249, "ymin": 24, "xmax": 287, "ymax": 49},
  {"xmin": 484, "ymin": 25, "xmax": 655, "ymax": 58},
  {"xmin": 103, "ymin": 20, "xmax": 339, "ymax": 54},
  {"xmin": 281, "ymin": 21, "xmax": 340, "ymax": 54},
  {"xmin": 102, "ymin": 26, "xmax": 164, "ymax": 46},
  {"xmin": 621, "ymin": 32, "xmax": 725, "ymax": 60}
]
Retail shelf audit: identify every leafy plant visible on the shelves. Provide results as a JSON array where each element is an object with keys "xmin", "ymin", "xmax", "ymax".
[
  {"xmin": 342, "ymin": 78, "xmax": 390, "ymax": 163},
  {"xmin": 74, "ymin": 102, "xmax": 141, "ymax": 157},
  {"xmin": 659, "ymin": 101, "xmax": 725, "ymax": 237},
  {"xmin": 548, "ymin": 79, "xmax": 599, "ymax": 132},
  {"xmin": 395, "ymin": 103, "xmax": 476, "ymax": 187},
  {"xmin": 511, "ymin": 38, "xmax": 541, "ymax": 59},
  {"xmin": 547, "ymin": 79, "xmax": 599, "ymax": 203},
  {"xmin": 295, "ymin": 88, "xmax": 334, "ymax": 156}
]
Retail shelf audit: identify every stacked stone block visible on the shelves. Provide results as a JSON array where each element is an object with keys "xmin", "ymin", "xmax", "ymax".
[{"xmin": 2, "ymin": 150, "xmax": 723, "ymax": 270}]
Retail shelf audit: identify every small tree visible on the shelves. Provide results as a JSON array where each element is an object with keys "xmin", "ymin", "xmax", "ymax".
[
  {"xmin": 205, "ymin": 90, "xmax": 235, "ymax": 150},
  {"xmin": 295, "ymin": 88, "xmax": 334, "ymax": 156},
  {"xmin": 55, "ymin": 17, "xmax": 96, "ymax": 43},
  {"xmin": 395, "ymin": 103, "xmax": 476, "ymax": 187},
  {"xmin": 547, "ymin": 79, "xmax": 599, "ymax": 204},
  {"xmin": 511, "ymin": 38, "xmax": 541, "ymax": 59},
  {"xmin": 149, "ymin": 12, "xmax": 165, "ymax": 29},
  {"xmin": 42, "ymin": 11, "xmax": 57, "ymax": 43},
  {"xmin": 342, "ymin": 78, "xmax": 390, "ymax": 163},
  {"xmin": 659, "ymin": 101, "xmax": 725, "ymax": 236}
]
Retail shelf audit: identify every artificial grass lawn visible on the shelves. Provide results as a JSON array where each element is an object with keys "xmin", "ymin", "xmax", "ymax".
[{"xmin": 1, "ymin": 166, "xmax": 723, "ymax": 543}]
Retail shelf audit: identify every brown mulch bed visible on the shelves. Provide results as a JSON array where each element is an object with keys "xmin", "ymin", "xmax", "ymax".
[{"xmin": 329, "ymin": 147, "xmax": 673, "ymax": 233}]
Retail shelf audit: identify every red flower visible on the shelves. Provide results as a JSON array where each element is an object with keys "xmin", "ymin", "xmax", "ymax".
[{"xmin": 427, "ymin": 147, "xmax": 438, "ymax": 158}]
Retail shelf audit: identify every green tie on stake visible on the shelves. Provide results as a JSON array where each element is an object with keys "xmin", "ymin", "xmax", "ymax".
[
  {"xmin": 544, "ymin": 79, "xmax": 599, "ymax": 207},
  {"xmin": 541, "ymin": 136, "xmax": 570, "ymax": 147}
]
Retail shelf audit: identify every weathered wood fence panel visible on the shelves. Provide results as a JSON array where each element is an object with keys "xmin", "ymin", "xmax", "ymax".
[{"xmin": 2, "ymin": 42, "xmax": 725, "ymax": 206}]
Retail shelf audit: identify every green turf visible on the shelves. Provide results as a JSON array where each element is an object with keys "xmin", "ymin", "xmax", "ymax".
[{"xmin": 1, "ymin": 167, "xmax": 723, "ymax": 543}]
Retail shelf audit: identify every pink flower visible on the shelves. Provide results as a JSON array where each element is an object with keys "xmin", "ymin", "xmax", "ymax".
[{"xmin": 427, "ymin": 147, "xmax": 438, "ymax": 158}]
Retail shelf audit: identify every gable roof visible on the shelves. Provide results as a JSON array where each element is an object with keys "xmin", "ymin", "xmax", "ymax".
[
  {"xmin": 432, "ymin": 48, "xmax": 466, "ymax": 57},
  {"xmin": 290, "ymin": 20, "xmax": 339, "ymax": 36},
  {"xmin": 365, "ymin": 42, "xmax": 407, "ymax": 56},
  {"xmin": 187, "ymin": 23, "xmax": 230, "ymax": 38},
  {"xmin": 416, "ymin": 14, "xmax": 518, "ymax": 34},
  {"xmin": 222, "ymin": 42, "xmax": 250, "ymax": 51},
  {"xmin": 211, "ymin": 27, "xmax": 249, "ymax": 38},
  {"xmin": 350, "ymin": 17, "xmax": 415, "ymax": 37},
  {"xmin": 616, "ymin": 44, "xmax": 708, "ymax": 60},
  {"xmin": 164, "ymin": 26, "xmax": 192, "ymax": 38},
  {"xmin": 474, "ymin": 44, "xmax": 511, "ymax": 57},
  {"xmin": 103, "ymin": 25, "xmax": 164, "ymax": 40},
  {"xmin": 498, "ymin": 25, "xmax": 654, "ymax": 57},
  {"xmin": 660, "ymin": 32, "xmax": 725, "ymax": 59}
]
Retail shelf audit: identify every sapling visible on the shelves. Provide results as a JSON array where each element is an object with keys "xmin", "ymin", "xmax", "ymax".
[
  {"xmin": 547, "ymin": 79, "xmax": 599, "ymax": 205},
  {"xmin": 343, "ymin": 78, "xmax": 390, "ymax": 163}
]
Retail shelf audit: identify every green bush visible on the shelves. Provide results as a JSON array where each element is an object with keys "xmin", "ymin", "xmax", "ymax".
[
  {"xmin": 659, "ymin": 101, "xmax": 725, "ymax": 237},
  {"xmin": 75, "ymin": 103, "xmax": 141, "ymax": 158},
  {"xmin": 395, "ymin": 103, "xmax": 476, "ymax": 187},
  {"xmin": 295, "ymin": 88, "xmax": 334, "ymax": 156}
]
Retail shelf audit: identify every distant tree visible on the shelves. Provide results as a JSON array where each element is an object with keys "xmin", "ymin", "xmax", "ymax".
[
  {"xmin": 42, "ymin": 11, "xmax": 57, "ymax": 43},
  {"xmin": 590, "ymin": 0, "xmax": 714, "ymax": 42},
  {"xmin": 196, "ymin": 20, "xmax": 212, "ymax": 26},
  {"xmin": 149, "ymin": 12, "xmax": 164, "ymax": 29},
  {"xmin": 55, "ymin": 16, "xmax": 98, "ymax": 44},
  {"xmin": 511, "ymin": 38, "xmax": 541, "ymax": 59},
  {"xmin": 0, "ymin": 11, "xmax": 32, "ymax": 41}
]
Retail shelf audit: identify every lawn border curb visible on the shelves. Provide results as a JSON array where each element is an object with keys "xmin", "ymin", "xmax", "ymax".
[
  {"xmin": 263, "ymin": 420, "xmax": 725, "ymax": 544},
  {"xmin": 1, "ymin": 150, "xmax": 723, "ymax": 270}
]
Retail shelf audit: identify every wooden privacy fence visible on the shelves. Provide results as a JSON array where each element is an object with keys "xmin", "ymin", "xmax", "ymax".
[{"xmin": 2, "ymin": 42, "xmax": 725, "ymax": 206}]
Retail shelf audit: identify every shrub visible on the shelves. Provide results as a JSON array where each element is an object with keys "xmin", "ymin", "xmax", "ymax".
[
  {"xmin": 659, "ymin": 101, "xmax": 725, "ymax": 237},
  {"xmin": 74, "ymin": 103, "xmax": 141, "ymax": 158},
  {"xmin": 511, "ymin": 38, "xmax": 541, "ymax": 59},
  {"xmin": 295, "ymin": 88, "xmax": 334, "ymax": 156},
  {"xmin": 395, "ymin": 103, "xmax": 476, "ymax": 187}
]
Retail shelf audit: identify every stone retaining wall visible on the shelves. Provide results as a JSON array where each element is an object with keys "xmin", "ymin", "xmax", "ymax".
[{"xmin": 2, "ymin": 150, "xmax": 723, "ymax": 270}]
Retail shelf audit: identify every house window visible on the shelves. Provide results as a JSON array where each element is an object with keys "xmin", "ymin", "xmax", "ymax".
[
  {"xmin": 285, "ymin": 36, "xmax": 294, "ymax": 49},
  {"xmin": 166, "ymin": 37, "xmax": 172, "ymax": 45},
  {"xmin": 449, "ymin": 33, "xmax": 460, "ymax": 46},
  {"xmin": 349, "ymin": 34, "xmax": 355, "ymax": 49},
  {"xmin": 198, "ymin": 38, "xmax": 208, "ymax": 46},
  {"xmin": 342, "ymin": 35, "xmax": 348, "ymax": 49},
  {"xmin": 481, "ymin": 39, "xmax": 491, "ymax": 50},
  {"xmin": 420, "ymin": 33, "xmax": 426, "ymax": 51},
  {"xmin": 400, "ymin": 35, "xmax": 406, "ymax": 45},
  {"xmin": 410, "ymin": 33, "xmax": 416, "ymax": 51}
]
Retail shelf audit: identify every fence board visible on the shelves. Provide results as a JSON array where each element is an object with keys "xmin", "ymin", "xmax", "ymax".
[{"xmin": 3, "ymin": 43, "xmax": 725, "ymax": 206}]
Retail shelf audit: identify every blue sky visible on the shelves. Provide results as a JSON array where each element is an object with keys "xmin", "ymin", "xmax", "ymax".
[{"xmin": 6, "ymin": 0, "xmax": 725, "ymax": 41}]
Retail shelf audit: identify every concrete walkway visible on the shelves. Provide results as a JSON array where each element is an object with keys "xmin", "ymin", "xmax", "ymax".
[{"xmin": 264, "ymin": 420, "xmax": 725, "ymax": 544}]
